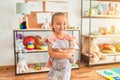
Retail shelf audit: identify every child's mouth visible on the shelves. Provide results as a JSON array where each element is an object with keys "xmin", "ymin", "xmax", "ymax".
[{"xmin": 59, "ymin": 29, "xmax": 65, "ymax": 31}]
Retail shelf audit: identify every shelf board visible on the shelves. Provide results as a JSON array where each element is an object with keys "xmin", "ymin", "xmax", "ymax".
[
  {"xmin": 102, "ymin": 52, "xmax": 120, "ymax": 56},
  {"xmin": 82, "ymin": 15, "xmax": 120, "ymax": 19},
  {"xmin": 82, "ymin": 34, "xmax": 120, "ymax": 37},
  {"xmin": 26, "ymin": 50, "xmax": 48, "ymax": 53},
  {"xmin": 17, "ymin": 67, "xmax": 50, "ymax": 74},
  {"xmin": 16, "ymin": 63, "xmax": 79, "ymax": 74},
  {"xmin": 14, "ymin": 29, "xmax": 80, "ymax": 32},
  {"xmin": 90, "ymin": 0, "xmax": 120, "ymax": 2},
  {"xmin": 16, "ymin": 49, "xmax": 48, "ymax": 53},
  {"xmin": 83, "ymin": 52, "xmax": 120, "ymax": 56}
]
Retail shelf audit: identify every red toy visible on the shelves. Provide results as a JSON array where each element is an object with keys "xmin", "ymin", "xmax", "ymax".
[{"xmin": 23, "ymin": 36, "xmax": 35, "ymax": 48}]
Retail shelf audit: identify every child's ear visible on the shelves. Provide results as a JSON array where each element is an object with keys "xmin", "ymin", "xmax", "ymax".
[
  {"xmin": 50, "ymin": 23, "xmax": 53, "ymax": 28},
  {"xmin": 50, "ymin": 23, "xmax": 55, "ymax": 32}
]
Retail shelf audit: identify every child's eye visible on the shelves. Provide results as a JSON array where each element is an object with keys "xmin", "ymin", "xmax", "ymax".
[
  {"xmin": 56, "ymin": 23, "xmax": 61, "ymax": 25},
  {"xmin": 64, "ymin": 23, "xmax": 67, "ymax": 25}
]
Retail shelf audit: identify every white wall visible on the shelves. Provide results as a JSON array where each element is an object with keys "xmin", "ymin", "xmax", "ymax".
[{"xmin": 0, "ymin": 0, "xmax": 81, "ymax": 66}]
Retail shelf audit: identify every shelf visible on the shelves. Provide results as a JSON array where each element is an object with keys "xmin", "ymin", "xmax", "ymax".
[
  {"xmin": 82, "ymin": 53, "xmax": 120, "ymax": 66},
  {"xmin": 17, "ymin": 67, "xmax": 50, "ymax": 74},
  {"xmin": 82, "ymin": 15, "xmax": 120, "ymax": 19},
  {"xmin": 102, "ymin": 52, "xmax": 120, "ymax": 56},
  {"xmin": 16, "ymin": 63, "xmax": 79, "ymax": 74},
  {"xmin": 14, "ymin": 29, "xmax": 80, "ymax": 32},
  {"xmin": 82, "ymin": 34, "xmax": 120, "ymax": 38},
  {"xmin": 14, "ymin": 29, "xmax": 80, "ymax": 75},
  {"xmin": 85, "ymin": 0, "xmax": 120, "ymax": 2},
  {"xmin": 92, "ymin": 0, "xmax": 120, "ymax": 2},
  {"xmin": 16, "ymin": 49, "xmax": 48, "ymax": 53},
  {"xmin": 81, "ymin": 0, "xmax": 120, "ymax": 66},
  {"xmin": 27, "ymin": 0, "xmax": 68, "ymax": 2}
]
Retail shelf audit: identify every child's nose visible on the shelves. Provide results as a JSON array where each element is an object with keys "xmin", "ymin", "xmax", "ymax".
[{"xmin": 60, "ymin": 24, "xmax": 64, "ymax": 28}]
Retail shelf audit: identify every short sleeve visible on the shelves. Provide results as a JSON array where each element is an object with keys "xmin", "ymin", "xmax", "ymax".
[
  {"xmin": 65, "ymin": 34, "xmax": 76, "ymax": 42},
  {"xmin": 44, "ymin": 34, "xmax": 57, "ymax": 43}
]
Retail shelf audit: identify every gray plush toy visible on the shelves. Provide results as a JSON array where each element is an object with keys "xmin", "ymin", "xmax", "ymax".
[{"xmin": 47, "ymin": 39, "xmax": 78, "ymax": 80}]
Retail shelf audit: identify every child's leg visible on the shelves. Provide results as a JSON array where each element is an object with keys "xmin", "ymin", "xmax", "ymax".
[
  {"xmin": 47, "ymin": 68, "xmax": 57, "ymax": 80},
  {"xmin": 61, "ymin": 66, "xmax": 72, "ymax": 80}
]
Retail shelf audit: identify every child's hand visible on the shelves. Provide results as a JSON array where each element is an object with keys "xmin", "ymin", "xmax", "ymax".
[
  {"xmin": 55, "ymin": 48, "xmax": 62, "ymax": 51},
  {"xmin": 68, "ymin": 49, "xmax": 76, "ymax": 54},
  {"xmin": 65, "ymin": 49, "xmax": 76, "ymax": 58},
  {"xmin": 55, "ymin": 48, "xmax": 69, "ymax": 53}
]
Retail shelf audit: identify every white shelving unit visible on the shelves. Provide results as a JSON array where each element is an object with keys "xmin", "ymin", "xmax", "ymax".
[
  {"xmin": 13, "ymin": 29, "xmax": 80, "ymax": 75},
  {"xmin": 81, "ymin": 0, "xmax": 120, "ymax": 66}
]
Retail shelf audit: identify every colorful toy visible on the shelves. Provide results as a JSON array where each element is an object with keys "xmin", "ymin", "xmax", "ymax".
[
  {"xmin": 23, "ymin": 36, "xmax": 35, "ymax": 48},
  {"xmin": 99, "ymin": 43, "xmax": 116, "ymax": 53},
  {"xmin": 34, "ymin": 63, "xmax": 44, "ymax": 70},
  {"xmin": 97, "ymin": 68, "xmax": 120, "ymax": 80},
  {"xmin": 40, "ymin": 45, "xmax": 48, "ymax": 50},
  {"xmin": 19, "ymin": 16, "xmax": 28, "ymax": 29},
  {"xmin": 20, "ymin": 20, "xmax": 28, "ymax": 29},
  {"xmin": 27, "ymin": 41, "xmax": 34, "ymax": 50}
]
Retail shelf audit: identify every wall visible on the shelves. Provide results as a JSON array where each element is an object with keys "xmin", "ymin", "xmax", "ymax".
[{"xmin": 0, "ymin": 0, "xmax": 80, "ymax": 66}]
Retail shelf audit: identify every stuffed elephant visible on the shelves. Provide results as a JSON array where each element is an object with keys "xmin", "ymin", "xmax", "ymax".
[{"xmin": 47, "ymin": 39, "xmax": 78, "ymax": 80}]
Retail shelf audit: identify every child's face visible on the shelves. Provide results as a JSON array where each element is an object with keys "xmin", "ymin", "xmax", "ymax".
[{"xmin": 51, "ymin": 15, "xmax": 67, "ymax": 34}]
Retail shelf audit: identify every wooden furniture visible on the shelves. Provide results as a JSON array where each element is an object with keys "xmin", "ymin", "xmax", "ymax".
[{"xmin": 81, "ymin": 0, "xmax": 120, "ymax": 66}]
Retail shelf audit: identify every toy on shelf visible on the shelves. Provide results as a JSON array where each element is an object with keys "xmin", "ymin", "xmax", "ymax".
[
  {"xmin": 23, "ymin": 36, "xmax": 35, "ymax": 49},
  {"xmin": 41, "ymin": 18, "xmax": 50, "ymax": 29},
  {"xmin": 16, "ymin": 33, "xmax": 26, "ymax": 52},
  {"xmin": 99, "ymin": 43, "xmax": 116, "ymax": 53},
  {"xmin": 84, "ymin": 2, "xmax": 120, "ymax": 16},
  {"xmin": 17, "ymin": 52, "xmax": 28, "ymax": 73},
  {"xmin": 116, "ymin": 41, "xmax": 120, "ymax": 52},
  {"xmin": 40, "ymin": 45, "xmax": 48, "ymax": 50},
  {"xmin": 99, "ymin": 27, "xmax": 108, "ymax": 35},
  {"xmin": 19, "ymin": 16, "xmax": 28, "ymax": 29},
  {"xmin": 82, "ymin": 37, "xmax": 106, "ymax": 63},
  {"xmin": 108, "ymin": 3, "xmax": 116, "ymax": 15},
  {"xmin": 34, "ymin": 35, "xmax": 44, "ymax": 50},
  {"xmin": 27, "ymin": 41, "xmax": 34, "ymax": 50},
  {"xmin": 34, "ymin": 63, "xmax": 45, "ymax": 70}
]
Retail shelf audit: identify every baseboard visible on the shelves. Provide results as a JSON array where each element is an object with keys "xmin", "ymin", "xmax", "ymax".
[{"xmin": 0, "ymin": 65, "xmax": 14, "ymax": 72}]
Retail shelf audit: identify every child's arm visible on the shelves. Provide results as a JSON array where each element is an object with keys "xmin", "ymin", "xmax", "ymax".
[{"xmin": 48, "ymin": 43, "xmax": 75, "ymax": 59}]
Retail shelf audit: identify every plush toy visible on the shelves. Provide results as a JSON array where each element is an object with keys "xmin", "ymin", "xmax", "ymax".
[
  {"xmin": 34, "ymin": 35, "xmax": 44, "ymax": 49},
  {"xmin": 108, "ymin": 3, "xmax": 116, "ymax": 15},
  {"xmin": 47, "ymin": 39, "xmax": 78, "ymax": 80},
  {"xmin": 82, "ymin": 37, "xmax": 106, "ymax": 63},
  {"xmin": 23, "ymin": 36, "xmax": 35, "ymax": 49},
  {"xmin": 16, "ymin": 34, "xmax": 26, "ymax": 52},
  {"xmin": 41, "ymin": 18, "xmax": 50, "ymax": 29},
  {"xmin": 17, "ymin": 52, "xmax": 28, "ymax": 73}
]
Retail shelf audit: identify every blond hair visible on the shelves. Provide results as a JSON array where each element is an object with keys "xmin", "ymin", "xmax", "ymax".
[{"xmin": 51, "ymin": 12, "xmax": 66, "ymax": 32}]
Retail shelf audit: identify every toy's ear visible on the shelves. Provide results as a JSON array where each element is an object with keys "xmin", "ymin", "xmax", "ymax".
[
  {"xmin": 35, "ymin": 35, "xmax": 41, "ymax": 39},
  {"xmin": 16, "ymin": 34, "xmax": 24, "ymax": 40}
]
